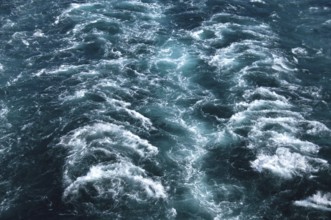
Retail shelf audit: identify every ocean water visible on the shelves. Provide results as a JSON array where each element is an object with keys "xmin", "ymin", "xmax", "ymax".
[{"xmin": 0, "ymin": 0, "xmax": 331, "ymax": 219}]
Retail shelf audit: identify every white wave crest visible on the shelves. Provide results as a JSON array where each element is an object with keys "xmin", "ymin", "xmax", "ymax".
[
  {"xmin": 63, "ymin": 162, "xmax": 167, "ymax": 202},
  {"xmin": 294, "ymin": 191, "xmax": 331, "ymax": 211},
  {"xmin": 60, "ymin": 123, "xmax": 158, "ymax": 158},
  {"xmin": 251, "ymin": 148, "xmax": 327, "ymax": 178}
]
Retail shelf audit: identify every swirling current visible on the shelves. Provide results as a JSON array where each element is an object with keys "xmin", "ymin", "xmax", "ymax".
[{"xmin": 1, "ymin": 0, "xmax": 331, "ymax": 219}]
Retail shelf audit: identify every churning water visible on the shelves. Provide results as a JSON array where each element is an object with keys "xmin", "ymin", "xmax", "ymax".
[{"xmin": 0, "ymin": 0, "xmax": 331, "ymax": 219}]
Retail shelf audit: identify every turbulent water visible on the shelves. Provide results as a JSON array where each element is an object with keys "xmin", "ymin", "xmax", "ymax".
[{"xmin": 1, "ymin": 0, "xmax": 331, "ymax": 219}]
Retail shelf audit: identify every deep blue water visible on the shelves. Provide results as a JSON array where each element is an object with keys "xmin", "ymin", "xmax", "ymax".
[{"xmin": 0, "ymin": 0, "xmax": 331, "ymax": 219}]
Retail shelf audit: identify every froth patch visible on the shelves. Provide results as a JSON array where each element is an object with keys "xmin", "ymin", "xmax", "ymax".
[
  {"xmin": 272, "ymin": 54, "xmax": 296, "ymax": 72},
  {"xmin": 270, "ymin": 133, "xmax": 319, "ymax": 153},
  {"xmin": 55, "ymin": 2, "xmax": 102, "ymax": 24},
  {"xmin": 253, "ymin": 117, "xmax": 299, "ymax": 134},
  {"xmin": 291, "ymin": 47, "xmax": 308, "ymax": 56},
  {"xmin": 294, "ymin": 191, "xmax": 331, "ymax": 211},
  {"xmin": 251, "ymin": 148, "xmax": 327, "ymax": 178},
  {"xmin": 0, "ymin": 104, "xmax": 9, "ymax": 120},
  {"xmin": 60, "ymin": 123, "xmax": 158, "ymax": 158},
  {"xmin": 60, "ymin": 122, "xmax": 165, "ymax": 210},
  {"xmin": 103, "ymin": 97, "xmax": 154, "ymax": 130},
  {"xmin": 60, "ymin": 89, "xmax": 87, "ymax": 101},
  {"xmin": 0, "ymin": 102, "xmax": 10, "ymax": 131},
  {"xmin": 245, "ymin": 99, "xmax": 291, "ymax": 111},
  {"xmin": 63, "ymin": 162, "xmax": 167, "ymax": 203},
  {"xmin": 229, "ymin": 100, "xmax": 294, "ymax": 128},
  {"xmin": 210, "ymin": 129, "xmax": 242, "ymax": 148},
  {"xmin": 250, "ymin": 0, "xmax": 266, "ymax": 4},
  {"xmin": 306, "ymin": 121, "xmax": 331, "ymax": 136},
  {"xmin": 32, "ymin": 29, "xmax": 45, "ymax": 38},
  {"xmin": 243, "ymin": 87, "xmax": 288, "ymax": 102}
]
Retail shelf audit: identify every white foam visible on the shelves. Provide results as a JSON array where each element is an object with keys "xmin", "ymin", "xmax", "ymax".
[
  {"xmin": 124, "ymin": 108, "xmax": 153, "ymax": 129},
  {"xmin": 210, "ymin": 13, "xmax": 249, "ymax": 22},
  {"xmin": 22, "ymin": 39, "xmax": 29, "ymax": 46},
  {"xmin": 308, "ymin": 6, "xmax": 330, "ymax": 13},
  {"xmin": 71, "ymin": 16, "xmax": 115, "ymax": 34},
  {"xmin": 247, "ymin": 118, "xmax": 299, "ymax": 149},
  {"xmin": 251, "ymin": 148, "xmax": 327, "ymax": 178},
  {"xmin": 153, "ymin": 43, "xmax": 192, "ymax": 73},
  {"xmin": 230, "ymin": 108, "xmax": 304, "ymax": 127},
  {"xmin": 323, "ymin": 19, "xmax": 331, "ymax": 26},
  {"xmin": 0, "ymin": 107, "xmax": 8, "ymax": 119},
  {"xmin": 246, "ymin": 99, "xmax": 291, "ymax": 111},
  {"xmin": 60, "ymin": 89, "xmax": 87, "ymax": 101},
  {"xmin": 272, "ymin": 54, "xmax": 296, "ymax": 72},
  {"xmin": 232, "ymin": 100, "xmax": 292, "ymax": 122},
  {"xmin": 255, "ymin": 117, "xmax": 298, "ymax": 131},
  {"xmin": 294, "ymin": 191, "xmax": 331, "ymax": 211},
  {"xmin": 228, "ymin": 111, "xmax": 250, "ymax": 126},
  {"xmin": 0, "ymin": 103, "xmax": 9, "ymax": 123},
  {"xmin": 95, "ymin": 79, "xmax": 120, "ymax": 89},
  {"xmin": 55, "ymin": 3, "xmax": 101, "ymax": 24},
  {"xmin": 33, "ymin": 69, "xmax": 46, "ymax": 77},
  {"xmin": 270, "ymin": 133, "xmax": 319, "ymax": 153},
  {"xmin": 60, "ymin": 123, "xmax": 158, "ymax": 158},
  {"xmin": 206, "ymin": 39, "xmax": 276, "ymax": 81},
  {"xmin": 202, "ymin": 22, "xmax": 230, "ymax": 39},
  {"xmin": 33, "ymin": 29, "xmax": 45, "ymax": 37},
  {"xmin": 212, "ymin": 129, "xmax": 242, "ymax": 148},
  {"xmin": 2, "ymin": 19, "xmax": 15, "ymax": 29},
  {"xmin": 199, "ymin": 17, "xmax": 275, "ymax": 44},
  {"xmin": 306, "ymin": 121, "xmax": 330, "ymax": 136},
  {"xmin": 99, "ymin": 96, "xmax": 153, "ymax": 130},
  {"xmin": 48, "ymin": 64, "xmax": 86, "ymax": 75},
  {"xmin": 80, "ymin": 70, "xmax": 99, "ymax": 75},
  {"xmin": 207, "ymin": 41, "xmax": 242, "ymax": 70},
  {"xmin": 309, "ymin": 7, "xmax": 320, "ymax": 12},
  {"xmin": 209, "ymin": 55, "xmax": 236, "ymax": 69},
  {"xmin": 105, "ymin": 97, "xmax": 131, "ymax": 108},
  {"xmin": 230, "ymin": 97, "xmax": 329, "ymax": 179},
  {"xmin": 246, "ymin": 116, "xmax": 326, "ymax": 152},
  {"xmin": 250, "ymin": 0, "xmax": 266, "ymax": 4},
  {"xmin": 63, "ymin": 162, "xmax": 166, "ymax": 201},
  {"xmin": 191, "ymin": 30, "xmax": 204, "ymax": 40},
  {"xmin": 301, "ymin": 86, "xmax": 322, "ymax": 99},
  {"xmin": 291, "ymin": 47, "xmax": 308, "ymax": 56},
  {"xmin": 61, "ymin": 122, "xmax": 163, "ymax": 204},
  {"xmin": 243, "ymin": 87, "xmax": 288, "ymax": 102},
  {"xmin": 0, "ymin": 185, "xmax": 22, "ymax": 213},
  {"xmin": 167, "ymin": 208, "xmax": 177, "ymax": 218}
]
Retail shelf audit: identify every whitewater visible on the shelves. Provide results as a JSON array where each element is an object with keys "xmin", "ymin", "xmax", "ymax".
[{"xmin": 0, "ymin": 0, "xmax": 330, "ymax": 219}]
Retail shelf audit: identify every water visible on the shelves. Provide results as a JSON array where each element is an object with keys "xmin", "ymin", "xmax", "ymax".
[{"xmin": 0, "ymin": 0, "xmax": 331, "ymax": 219}]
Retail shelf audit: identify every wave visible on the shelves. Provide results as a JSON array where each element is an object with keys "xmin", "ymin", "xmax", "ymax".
[{"xmin": 294, "ymin": 191, "xmax": 331, "ymax": 212}]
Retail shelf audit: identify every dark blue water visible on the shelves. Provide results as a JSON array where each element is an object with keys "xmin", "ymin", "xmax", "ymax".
[{"xmin": 1, "ymin": 0, "xmax": 331, "ymax": 219}]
